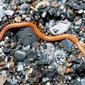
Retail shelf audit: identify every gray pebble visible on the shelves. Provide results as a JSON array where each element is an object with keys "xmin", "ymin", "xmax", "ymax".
[
  {"xmin": 0, "ymin": 8, "xmax": 5, "ymax": 18},
  {"xmin": 81, "ymin": 79, "xmax": 85, "ymax": 85},
  {"xmin": 19, "ymin": 3, "xmax": 29, "ymax": 14},
  {"xmin": 4, "ymin": 10, "xmax": 14, "ymax": 16},
  {"xmin": 42, "ymin": 77, "xmax": 49, "ymax": 83},
  {"xmin": 17, "ymin": 27, "xmax": 38, "ymax": 46},
  {"xmin": 60, "ymin": 39, "xmax": 73, "ymax": 52},
  {"xmin": 14, "ymin": 50, "xmax": 26, "ymax": 61}
]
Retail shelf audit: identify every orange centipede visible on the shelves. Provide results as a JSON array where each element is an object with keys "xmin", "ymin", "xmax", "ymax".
[{"xmin": 0, "ymin": 22, "xmax": 85, "ymax": 56}]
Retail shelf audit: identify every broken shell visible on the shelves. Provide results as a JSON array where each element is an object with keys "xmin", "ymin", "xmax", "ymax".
[{"xmin": 49, "ymin": 19, "xmax": 71, "ymax": 35}]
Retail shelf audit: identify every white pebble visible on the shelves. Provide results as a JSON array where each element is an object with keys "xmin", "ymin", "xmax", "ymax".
[
  {"xmin": 0, "ymin": 41, "xmax": 5, "ymax": 46},
  {"xmin": 0, "ymin": 48, "xmax": 2, "ymax": 54},
  {"xmin": 42, "ymin": 12, "xmax": 46, "ymax": 18},
  {"xmin": 22, "ymin": 45, "xmax": 30, "ymax": 51},
  {"xmin": 49, "ymin": 19, "xmax": 71, "ymax": 35},
  {"xmin": 17, "ymin": 62, "xmax": 23, "ymax": 71},
  {"xmin": 4, "ymin": 10, "xmax": 14, "ymax": 16},
  {"xmin": 78, "ymin": 10, "xmax": 83, "ymax": 14}
]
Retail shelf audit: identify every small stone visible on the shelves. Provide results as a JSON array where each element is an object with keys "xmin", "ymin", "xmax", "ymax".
[
  {"xmin": 81, "ymin": 79, "xmax": 85, "ymax": 85},
  {"xmin": 57, "ymin": 65, "xmax": 66, "ymax": 75},
  {"xmin": 0, "ymin": 48, "xmax": 3, "ymax": 54},
  {"xmin": 17, "ymin": 27, "xmax": 38, "ymax": 46},
  {"xmin": 17, "ymin": 62, "xmax": 23, "ymax": 71},
  {"xmin": 42, "ymin": 77, "xmax": 49, "ymax": 83},
  {"xmin": 19, "ymin": 3, "xmax": 29, "ymax": 14},
  {"xmin": 15, "ymin": 16, "xmax": 21, "ymax": 23},
  {"xmin": 25, "ymin": 17, "xmax": 31, "ymax": 21},
  {"xmin": 46, "ymin": 81, "xmax": 51, "ymax": 85},
  {"xmin": 0, "ymin": 9, "xmax": 5, "ymax": 18},
  {"xmin": 48, "ymin": 7, "xmax": 56, "ymax": 16},
  {"xmin": 4, "ymin": 36, "xmax": 9, "ymax": 42},
  {"xmin": 0, "ymin": 73, "xmax": 7, "ymax": 85},
  {"xmin": 66, "ymin": 1, "xmax": 80, "ymax": 10},
  {"xmin": 53, "ymin": 50, "xmax": 67, "ymax": 65},
  {"xmin": 22, "ymin": 45, "xmax": 30, "ymax": 51},
  {"xmin": 4, "ymin": 10, "xmax": 14, "ymax": 16},
  {"xmin": 0, "ymin": 17, "xmax": 2, "ymax": 21},
  {"xmin": 42, "ymin": 11, "xmax": 47, "ymax": 18},
  {"xmin": 14, "ymin": 50, "xmax": 26, "ymax": 61},
  {"xmin": 78, "ymin": 10, "xmax": 83, "ymax": 14},
  {"xmin": 49, "ymin": 19, "xmax": 71, "ymax": 35},
  {"xmin": 65, "ymin": 67, "xmax": 73, "ymax": 73},
  {"xmin": 0, "ymin": 41, "xmax": 5, "ymax": 46},
  {"xmin": 7, "ymin": 78, "xmax": 18, "ymax": 85},
  {"xmin": 7, "ymin": 59, "xmax": 14, "ymax": 69},
  {"xmin": 77, "ymin": 77, "xmax": 81, "ymax": 82},
  {"xmin": 71, "ymin": 80, "xmax": 81, "ymax": 85},
  {"xmin": 26, "ymin": 68, "xmax": 33, "ymax": 75},
  {"xmin": 0, "ymin": 52, "xmax": 5, "ymax": 57},
  {"xmin": 65, "ymin": 75, "xmax": 72, "ymax": 80},
  {"xmin": 60, "ymin": 39, "xmax": 73, "ymax": 52}
]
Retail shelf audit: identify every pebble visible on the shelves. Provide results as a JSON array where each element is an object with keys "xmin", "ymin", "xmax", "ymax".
[
  {"xmin": 17, "ymin": 27, "xmax": 38, "ymax": 46},
  {"xmin": 42, "ymin": 77, "xmax": 49, "ymax": 83},
  {"xmin": 46, "ymin": 82, "xmax": 51, "ymax": 85},
  {"xmin": 0, "ymin": 52, "xmax": 5, "ymax": 57},
  {"xmin": 22, "ymin": 45, "xmax": 30, "ymax": 51},
  {"xmin": 48, "ymin": 7, "xmax": 56, "ymax": 16},
  {"xmin": 42, "ymin": 11, "xmax": 47, "ymax": 18},
  {"xmin": 49, "ymin": 19, "xmax": 71, "ymax": 35},
  {"xmin": 0, "ymin": 41, "xmax": 5, "ymax": 46},
  {"xmin": 36, "ymin": 42, "xmax": 55, "ymax": 65},
  {"xmin": 71, "ymin": 80, "xmax": 81, "ymax": 85},
  {"xmin": 46, "ymin": 20, "xmax": 55, "ymax": 28},
  {"xmin": 14, "ymin": 16, "xmax": 21, "ymax": 22},
  {"xmin": 0, "ymin": 48, "xmax": 3, "ymax": 54},
  {"xmin": 78, "ymin": 9, "xmax": 83, "ymax": 14},
  {"xmin": 25, "ymin": 17, "xmax": 31, "ymax": 21},
  {"xmin": 81, "ymin": 79, "xmax": 85, "ymax": 85},
  {"xmin": 19, "ymin": 3, "xmax": 29, "ymax": 14},
  {"xmin": 17, "ymin": 62, "xmax": 24, "ymax": 71},
  {"xmin": 4, "ymin": 10, "xmax": 14, "ymax": 16},
  {"xmin": 57, "ymin": 64, "xmax": 66, "ymax": 75},
  {"xmin": 53, "ymin": 50, "xmax": 67, "ymax": 65},
  {"xmin": 7, "ymin": 78, "xmax": 18, "ymax": 85},
  {"xmin": 14, "ymin": 50, "xmax": 26, "ymax": 61},
  {"xmin": 60, "ymin": 39, "xmax": 73, "ymax": 52},
  {"xmin": 0, "ymin": 8, "xmax": 5, "ymax": 18},
  {"xmin": 25, "ymin": 49, "xmax": 36, "ymax": 62}
]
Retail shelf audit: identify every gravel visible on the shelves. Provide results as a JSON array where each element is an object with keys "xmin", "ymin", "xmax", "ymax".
[{"xmin": 0, "ymin": 0, "xmax": 85, "ymax": 85}]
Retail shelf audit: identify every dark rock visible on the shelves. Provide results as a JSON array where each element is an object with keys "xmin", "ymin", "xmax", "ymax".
[
  {"xmin": 75, "ymin": 63, "xmax": 85, "ymax": 76},
  {"xmin": 3, "ymin": 48, "xmax": 10, "ymax": 55},
  {"xmin": 17, "ymin": 27, "xmax": 38, "ymax": 46}
]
